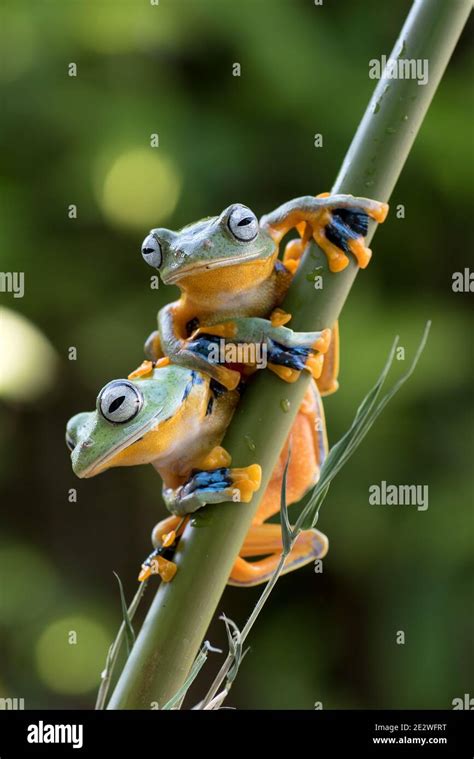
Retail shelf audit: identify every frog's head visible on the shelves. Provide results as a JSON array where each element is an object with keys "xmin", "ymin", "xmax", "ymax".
[
  {"xmin": 66, "ymin": 366, "xmax": 208, "ymax": 478},
  {"xmin": 141, "ymin": 204, "xmax": 276, "ymax": 294}
]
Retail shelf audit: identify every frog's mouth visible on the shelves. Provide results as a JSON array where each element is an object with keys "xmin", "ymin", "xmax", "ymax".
[
  {"xmin": 164, "ymin": 250, "xmax": 269, "ymax": 284},
  {"xmin": 74, "ymin": 411, "xmax": 163, "ymax": 478}
]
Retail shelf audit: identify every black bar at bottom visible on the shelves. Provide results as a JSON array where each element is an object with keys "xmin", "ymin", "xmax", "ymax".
[{"xmin": 0, "ymin": 709, "xmax": 471, "ymax": 756}]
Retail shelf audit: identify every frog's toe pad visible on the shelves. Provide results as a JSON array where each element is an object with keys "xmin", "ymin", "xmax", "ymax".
[
  {"xmin": 305, "ymin": 354, "xmax": 324, "ymax": 379},
  {"xmin": 139, "ymin": 553, "xmax": 177, "ymax": 583},
  {"xmin": 230, "ymin": 464, "xmax": 262, "ymax": 502},
  {"xmin": 315, "ymin": 205, "xmax": 386, "ymax": 272},
  {"xmin": 268, "ymin": 363, "xmax": 301, "ymax": 383},
  {"xmin": 199, "ymin": 446, "xmax": 232, "ymax": 470},
  {"xmin": 270, "ymin": 308, "xmax": 292, "ymax": 328},
  {"xmin": 128, "ymin": 360, "xmax": 154, "ymax": 380},
  {"xmin": 161, "ymin": 530, "xmax": 176, "ymax": 548},
  {"xmin": 312, "ymin": 328, "xmax": 331, "ymax": 354}
]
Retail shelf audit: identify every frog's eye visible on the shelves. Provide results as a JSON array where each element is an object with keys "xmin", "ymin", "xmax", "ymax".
[
  {"xmin": 98, "ymin": 380, "xmax": 143, "ymax": 424},
  {"xmin": 228, "ymin": 206, "xmax": 259, "ymax": 242},
  {"xmin": 141, "ymin": 234, "xmax": 162, "ymax": 268}
]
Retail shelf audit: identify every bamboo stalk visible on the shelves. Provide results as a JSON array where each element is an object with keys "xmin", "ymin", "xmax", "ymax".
[{"xmin": 107, "ymin": 0, "xmax": 471, "ymax": 709}]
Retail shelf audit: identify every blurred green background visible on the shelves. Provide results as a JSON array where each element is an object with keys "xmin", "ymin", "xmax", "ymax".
[{"xmin": 0, "ymin": 0, "xmax": 472, "ymax": 709}]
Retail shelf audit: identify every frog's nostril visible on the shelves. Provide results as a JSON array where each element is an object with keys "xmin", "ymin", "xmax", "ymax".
[{"xmin": 80, "ymin": 438, "xmax": 94, "ymax": 450}]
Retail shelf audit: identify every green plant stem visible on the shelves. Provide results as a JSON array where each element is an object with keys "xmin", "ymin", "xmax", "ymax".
[
  {"xmin": 96, "ymin": 581, "xmax": 148, "ymax": 710},
  {"xmin": 107, "ymin": 0, "xmax": 471, "ymax": 709},
  {"xmin": 201, "ymin": 553, "xmax": 287, "ymax": 708}
]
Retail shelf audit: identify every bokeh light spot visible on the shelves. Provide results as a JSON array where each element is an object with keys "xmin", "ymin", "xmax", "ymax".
[
  {"xmin": 36, "ymin": 616, "xmax": 109, "ymax": 695},
  {"xmin": 98, "ymin": 149, "xmax": 181, "ymax": 231},
  {"xmin": 0, "ymin": 308, "xmax": 57, "ymax": 402},
  {"xmin": 74, "ymin": 5, "xmax": 179, "ymax": 54}
]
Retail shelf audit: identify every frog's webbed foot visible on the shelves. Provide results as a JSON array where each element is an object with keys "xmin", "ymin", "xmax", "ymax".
[
  {"xmin": 266, "ymin": 325, "xmax": 331, "ymax": 383},
  {"xmin": 164, "ymin": 464, "xmax": 262, "ymax": 516},
  {"xmin": 261, "ymin": 193, "xmax": 389, "ymax": 273},
  {"xmin": 178, "ymin": 333, "xmax": 241, "ymax": 390},
  {"xmin": 138, "ymin": 527, "xmax": 179, "ymax": 583}
]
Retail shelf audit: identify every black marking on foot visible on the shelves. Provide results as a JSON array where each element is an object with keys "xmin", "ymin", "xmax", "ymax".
[
  {"xmin": 325, "ymin": 207, "xmax": 369, "ymax": 253},
  {"xmin": 267, "ymin": 339, "xmax": 310, "ymax": 370},
  {"xmin": 334, "ymin": 207, "xmax": 369, "ymax": 236},
  {"xmin": 184, "ymin": 467, "xmax": 232, "ymax": 494},
  {"xmin": 142, "ymin": 543, "xmax": 177, "ymax": 570},
  {"xmin": 188, "ymin": 334, "xmax": 222, "ymax": 362},
  {"xmin": 209, "ymin": 378, "xmax": 228, "ymax": 398}
]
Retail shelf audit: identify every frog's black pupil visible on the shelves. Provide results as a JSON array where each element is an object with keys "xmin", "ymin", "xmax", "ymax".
[
  {"xmin": 109, "ymin": 395, "xmax": 125, "ymax": 413},
  {"xmin": 143, "ymin": 247, "xmax": 154, "ymax": 254},
  {"xmin": 237, "ymin": 217, "xmax": 253, "ymax": 226}
]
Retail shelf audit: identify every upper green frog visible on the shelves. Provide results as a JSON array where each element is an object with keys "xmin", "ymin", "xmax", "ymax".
[{"xmin": 140, "ymin": 194, "xmax": 388, "ymax": 390}]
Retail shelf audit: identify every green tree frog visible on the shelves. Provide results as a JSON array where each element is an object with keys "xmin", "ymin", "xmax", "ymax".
[
  {"xmin": 66, "ymin": 363, "xmax": 328, "ymax": 587},
  {"xmin": 140, "ymin": 193, "xmax": 388, "ymax": 392}
]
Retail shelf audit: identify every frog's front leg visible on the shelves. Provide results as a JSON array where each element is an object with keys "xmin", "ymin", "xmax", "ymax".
[
  {"xmin": 158, "ymin": 302, "xmax": 241, "ymax": 390},
  {"xmin": 191, "ymin": 317, "xmax": 331, "ymax": 384},
  {"xmin": 261, "ymin": 193, "xmax": 389, "ymax": 273},
  {"xmin": 163, "ymin": 457, "xmax": 262, "ymax": 517}
]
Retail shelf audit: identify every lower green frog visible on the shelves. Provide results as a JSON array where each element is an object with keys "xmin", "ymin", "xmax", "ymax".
[{"xmin": 66, "ymin": 363, "xmax": 328, "ymax": 587}]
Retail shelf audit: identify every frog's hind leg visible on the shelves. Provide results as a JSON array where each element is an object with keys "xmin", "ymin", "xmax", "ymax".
[
  {"xmin": 138, "ymin": 515, "xmax": 183, "ymax": 583},
  {"xmin": 254, "ymin": 380, "xmax": 328, "ymax": 525},
  {"xmin": 228, "ymin": 524, "xmax": 328, "ymax": 587},
  {"xmin": 316, "ymin": 320, "xmax": 339, "ymax": 396}
]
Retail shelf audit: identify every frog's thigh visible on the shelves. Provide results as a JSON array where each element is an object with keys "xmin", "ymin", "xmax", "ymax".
[
  {"xmin": 239, "ymin": 523, "xmax": 326, "ymax": 556},
  {"xmin": 254, "ymin": 383, "xmax": 326, "ymax": 525},
  {"xmin": 229, "ymin": 527, "xmax": 328, "ymax": 587},
  {"xmin": 316, "ymin": 320, "xmax": 340, "ymax": 396}
]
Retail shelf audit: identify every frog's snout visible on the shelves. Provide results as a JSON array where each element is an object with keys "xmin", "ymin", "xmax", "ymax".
[
  {"xmin": 66, "ymin": 412, "xmax": 96, "ymax": 477},
  {"xmin": 70, "ymin": 439, "xmax": 97, "ymax": 479}
]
